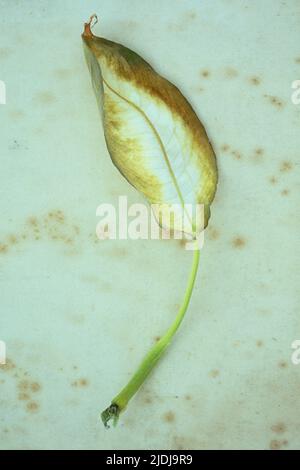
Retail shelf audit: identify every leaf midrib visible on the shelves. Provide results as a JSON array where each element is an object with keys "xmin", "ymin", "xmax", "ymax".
[{"xmin": 103, "ymin": 78, "xmax": 186, "ymax": 208}]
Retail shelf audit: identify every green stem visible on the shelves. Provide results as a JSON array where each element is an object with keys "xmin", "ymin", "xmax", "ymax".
[{"xmin": 101, "ymin": 246, "xmax": 200, "ymax": 428}]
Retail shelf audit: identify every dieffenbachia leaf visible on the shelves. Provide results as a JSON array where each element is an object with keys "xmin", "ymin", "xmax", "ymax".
[
  {"xmin": 82, "ymin": 15, "xmax": 218, "ymax": 428},
  {"xmin": 82, "ymin": 16, "xmax": 217, "ymax": 237}
]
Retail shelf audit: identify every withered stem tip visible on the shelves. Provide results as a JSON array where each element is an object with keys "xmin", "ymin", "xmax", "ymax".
[{"xmin": 83, "ymin": 14, "xmax": 98, "ymax": 38}]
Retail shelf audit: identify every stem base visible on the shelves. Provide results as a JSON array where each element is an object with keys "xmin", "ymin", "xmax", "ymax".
[{"xmin": 101, "ymin": 403, "xmax": 120, "ymax": 428}]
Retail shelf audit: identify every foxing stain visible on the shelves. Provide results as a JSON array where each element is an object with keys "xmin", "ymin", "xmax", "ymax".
[{"xmin": 231, "ymin": 237, "xmax": 246, "ymax": 249}]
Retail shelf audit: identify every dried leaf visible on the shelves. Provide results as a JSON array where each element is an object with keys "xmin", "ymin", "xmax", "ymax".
[
  {"xmin": 82, "ymin": 16, "xmax": 217, "ymax": 236},
  {"xmin": 82, "ymin": 15, "xmax": 218, "ymax": 428}
]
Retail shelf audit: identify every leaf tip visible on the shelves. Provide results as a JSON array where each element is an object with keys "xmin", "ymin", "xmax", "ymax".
[{"xmin": 82, "ymin": 14, "xmax": 98, "ymax": 39}]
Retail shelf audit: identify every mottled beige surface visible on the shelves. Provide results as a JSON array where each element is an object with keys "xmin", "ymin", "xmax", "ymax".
[{"xmin": 0, "ymin": 0, "xmax": 299, "ymax": 450}]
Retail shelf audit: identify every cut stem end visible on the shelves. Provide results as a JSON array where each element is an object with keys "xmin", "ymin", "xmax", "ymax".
[{"xmin": 101, "ymin": 403, "xmax": 120, "ymax": 429}]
